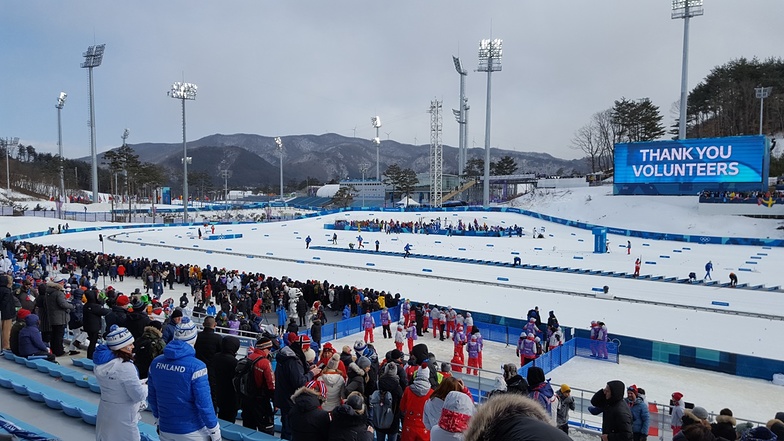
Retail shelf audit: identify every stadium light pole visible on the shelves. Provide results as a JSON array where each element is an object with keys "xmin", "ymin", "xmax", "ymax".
[
  {"xmin": 81, "ymin": 44, "xmax": 106, "ymax": 203},
  {"xmin": 672, "ymin": 0, "xmax": 703, "ymax": 140},
  {"xmin": 453, "ymin": 56, "xmax": 468, "ymax": 178},
  {"xmin": 755, "ymin": 86, "xmax": 773, "ymax": 136},
  {"xmin": 359, "ymin": 162, "xmax": 370, "ymax": 207},
  {"xmin": 3, "ymin": 137, "xmax": 19, "ymax": 192},
  {"xmin": 168, "ymin": 81, "xmax": 197, "ymax": 223},
  {"xmin": 477, "ymin": 38, "xmax": 502, "ymax": 208},
  {"xmin": 56, "ymin": 92, "xmax": 67, "ymax": 215},
  {"xmin": 275, "ymin": 137, "xmax": 284, "ymax": 202},
  {"xmin": 371, "ymin": 116, "xmax": 382, "ymax": 180}
]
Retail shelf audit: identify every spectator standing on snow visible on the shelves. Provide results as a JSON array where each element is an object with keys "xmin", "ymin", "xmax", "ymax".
[
  {"xmin": 305, "ymin": 236, "xmax": 312, "ymax": 249},
  {"xmin": 627, "ymin": 240, "xmax": 631, "ymax": 255},
  {"xmin": 634, "ymin": 259, "xmax": 641, "ymax": 278},
  {"xmin": 380, "ymin": 307, "xmax": 391, "ymax": 339},
  {"xmin": 704, "ymin": 261, "xmax": 713, "ymax": 280},
  {"xmin": 362, "ymin": 312, "xmax": 375, "ymax": 344}
]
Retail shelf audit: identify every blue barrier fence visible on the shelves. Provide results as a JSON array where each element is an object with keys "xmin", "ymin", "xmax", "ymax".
[{"xmin": 312, "ymin": 306, "xmax": 402, "ymax": 343}]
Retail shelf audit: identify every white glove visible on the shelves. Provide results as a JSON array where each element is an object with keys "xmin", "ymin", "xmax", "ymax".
[{"xmin": 207, "ymin": 424, "xmax": 221, "ymax": 441}]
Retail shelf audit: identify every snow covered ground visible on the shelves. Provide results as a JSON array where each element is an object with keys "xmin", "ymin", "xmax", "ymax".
[{"xmin": 2, "ymin": 185, "xmax": 784, "ymax": 424}]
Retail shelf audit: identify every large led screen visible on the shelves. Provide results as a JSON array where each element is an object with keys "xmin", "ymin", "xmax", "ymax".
[{"xmin": 614, "ymin": 136, "xmax": 766, "ymax": 184}]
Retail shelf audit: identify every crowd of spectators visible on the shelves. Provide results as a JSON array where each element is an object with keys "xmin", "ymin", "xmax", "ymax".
[
  {"xmin": 699, "ymin": 190, "xmax": 784, "ymax": 205},
  {"xmin": 334, "ymin": 218, "xmax": 532, "ymax": 238},
  {"xmin": 2, "ymin": 236, "xmax": 782, "ymax": 441}
]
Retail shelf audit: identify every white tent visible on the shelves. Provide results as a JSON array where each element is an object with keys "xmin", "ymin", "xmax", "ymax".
[{"xmin": 396, "ymin": 196, "xmax": 420, "ymax": 206}]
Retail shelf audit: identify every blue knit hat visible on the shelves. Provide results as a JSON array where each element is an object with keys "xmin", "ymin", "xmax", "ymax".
[
  {"xmin": 106, "ymin": 325, "xmax": 134, "ymax": 350},
  {"xmin": 174, "ymin": 317, "xmax": 198, "ymax": 343}
]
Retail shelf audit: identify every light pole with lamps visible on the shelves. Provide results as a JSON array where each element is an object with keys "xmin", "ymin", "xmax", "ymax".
[
  {"xmin": 453, "ymin": 56, "xmax": 468, "ymax": 178},
  {"xmin": 3, "ymin": 137, "xmax": 19, "ymax": 192},
  {"xmin": 275, "ymin": 137, "xmax": 284, "ymax": 203},
  {"xmin": 359, "ymin": 162, "xmax": 370, "ymax": 207},
  {"xmin": 168, "ymin": 81, "xmax": 197, "ymax": 223},
  {"xmin": 755, "ymin": 86, "xmax": 773, "ymax": 136},
  {"xmin": 477, "ymin": 38, "xmax": 502, "ymax": 208},
  {"xmin": 371, "ymin": 116, "xmax": 382, "ymax": 180},
  {"xmin": 80, "ymin": 44, "xmax": 106, "ymax": 203},
  {"xmin": 672, "ymin": 0, "xmax": 703, "ymax": 140},
  {"xmin": 56, "ymin": 92, "xmax": 67, "ymax": 214}
]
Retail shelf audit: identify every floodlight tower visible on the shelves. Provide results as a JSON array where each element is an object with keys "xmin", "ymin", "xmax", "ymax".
[
  {"xmin": 672, "ymin": 0, "xmax": 703, "ymax": 140},
  {"xmin": 371, "ymin": 116, "xmax": 382, "ymax": 180},
  {"xmin": 429, "ymin": 100, "xmax": 443, "ymax": 208},
  {"xmin": 478, "ymin": 38, "xmax": 502, "ymax": 207},
  {"xmin": 275, "ymin": 137, "xmax": 284, "ymax": 202},
  {"xmin": 453, "ymin": 56, "xmax": 468, "ymax": 178},
  {"xmin": 755, "ymin": 86, "xmax": 773, "ymax": 136},
  {"xmin": 81, "ymin": 44, "xmax": 106, "ymax": 203},
  {"xmin": 168, "ymin": 81, "xmax": 197, "ymax": 222},
  {"xmin": 56, "ymin": 92, "xmax": 67, "ymax": 207},
  {"xmin": 3, "ymin": 137, "xmax": 19, "ymax": 191}
]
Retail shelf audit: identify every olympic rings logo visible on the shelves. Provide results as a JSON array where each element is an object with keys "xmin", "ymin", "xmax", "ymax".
[{"xmin": 699, "ymin": 237, "xmax": 712, "ymax": 243}]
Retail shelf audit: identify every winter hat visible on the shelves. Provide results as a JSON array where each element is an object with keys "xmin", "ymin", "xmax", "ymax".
[
  {"xmin": 383, "ymin": 362, "xmax": 398, "ymax": 376},
  {"xmin": 389, "ymin": 349, "xmax": 403, "ymax": 361},
  {"xmin": 322, "ymin": 342, "xmax": 334, "ymax": 353},
  {"xmin": 148, "ymin": 321, "xmax": 163, "ymax": 331},
  {"xmin": 519, "ymin": 332, "xmax": 526, "ymax": 339},
  {"xmin": 287, "ymin": 332, "xmax": 299, "ymax": 345},
  {"xmin": 174, "ymin": 317, "xmax": 198, "ymax": 344},
  {"xmin": 527, "ymin": 333, "xmax": 535, "ymax": 339},
  {"xmin": 16, "ymin": 309, "xmax": 31, "ymax": 321},
  {"xmin": 106, "ymin": 325, "xmax": 134, "ymax": 351},
  {"xmin": 326, "ymin": 353, "xmax": 340, "ymax": 370},
  {"xmin": 493, "ymin": 376, "xmax": 508, "ymax": 392},
  {"xmin": 357, "ymin": 356, "xmax": 371, "ymax": 370},
  {"xmin": 411, "ymin": 343, "xmax": 430, "ymax": 365},
  {"xmin": 170, "ymin": 308, "xmax": 183, "ymax": 319},
  {"xmin": 304, "ymin": 348, "xmax": 316, "ymax": 363},
  {"xmin": 353, "ymin": 340, "xmax": 367, "ymax": 355},
  {"xmin": 345, "ymin": 392, "xmax": 366, "ymax": 415},
  {"xmin": 438, "ymin": 391, "xmax": 475, "ymax": 433},
  {"xmin": 51, "ymin": 274, "xmax": 68, "ymax": 284},
  {"xmin": 529, "ymin": 317, "xmax": 535, "ymax": 322},
  {"xmin": 672, "ymin": 392, "xmax": 684, "ymax": 402},
  {"xmin": 560, "ymin": 384, "xmax": 571, "ymax": 393},
  {"xmin": 627, "ymin": 384, "xmax": 638, "ymax": 397},
  {"xmin": 740, "ymin": 427, "xmax": 777, "ymax": 441},
  {"xmin": 255, "ymin": 337, "xmax": 272, "ymax": 351},
  {"xmin": 116, "ymin": 295, "xmax": 130, "ymax": 307},
  {"xmin": 526, "ymin": 366, "xmax": 545, "ymax": 386},
  {"xmin": 299, "ymin": 335, "xmax": 312, "ymax": 346},
  {"xmin": 441, "ymin": 362, "xmax": 452, "ymax": 374},
  {"xmin": 305, "ymin": 380, "xmax": 327, "ymax": 400},
  {"xmin": 692, "ymin": 407, "xmax": 709, "ymax": 421}
]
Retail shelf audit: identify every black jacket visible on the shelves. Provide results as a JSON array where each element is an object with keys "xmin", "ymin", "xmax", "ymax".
[
  {"xmin": 591, "ymin": 381, "xmax": 633, "ymax": 441},
  {"xmin": 289, "ymin": 387, "xmax": 330, "ymax": 441},
  {"xmin": 104, "ymin": 306, "xmax": 128, "ymax": 336},
  {"xmin": 376, "ymin": 370, "xmax": 404, "ymax": 434},
  {"xmin": 194, "ymin": 327, "xmax": 223, "ymax": 367},
  {"xmin": 0, "ymin": 281, "xmax": 16, "ymax": 320},
  {"xmin": 210, "ymin": 337, "xmax": 240, "ymax": 410},
  {"xmin": 274, "ymin": 346, "xmax": 313, "ymax": 411},
  {"xmin": 711, "ymin": 415, "xmax": 737, "ymax": 441},
  {"xmin": 124, "ymin": 311, "xmax": 151, "ymax": 340},
  {"xmin": 82, "ymin": 302, "xmax": 108, "ymax": 334},
  {"xmin": 310, "ymin": 323, "xmax": 322, "ymax": 344},
  {"xmin": 327, "ymin": 404, "xmax": 374, "ymax": 441}
]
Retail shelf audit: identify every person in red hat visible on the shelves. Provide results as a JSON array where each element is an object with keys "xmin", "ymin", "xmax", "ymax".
[
  {"xmin": 671, "ymin": 392, "xmax": 685, "ymax": 436},
  {"xmin": 9, "ymin": 309, "xmax": 31, "ymax": 356}
]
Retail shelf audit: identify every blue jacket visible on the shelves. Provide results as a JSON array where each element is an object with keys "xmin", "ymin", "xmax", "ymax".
[
  {"xmin": 628, "ymin": 396, "xmax": 650, "ymax": 435},
  {"xmin": 18, "ymin": 314, "xmax": 48, "ymax": 356},
  {"xmin": 162, "ymin": 322, "xmax": 177, "ymax": 344},
  {"xmin": 528, "ymin": 381, "xmax": 555, "ymax": 413},
  {"xmin": 147, "ymin": 340, "xmax": 218, "ymax": 434},
  {"xmin": 342, "ymin": 306, "xmax": 351, "ymax": 320},
  {"xmin": 276, "ymin": 306, "xmax": 288, "ymax": 325}
]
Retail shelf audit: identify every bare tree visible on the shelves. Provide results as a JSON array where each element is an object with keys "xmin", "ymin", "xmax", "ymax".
[{"xmin": 571, "ymin": 121, "xmax": 603, "ymax": 173}]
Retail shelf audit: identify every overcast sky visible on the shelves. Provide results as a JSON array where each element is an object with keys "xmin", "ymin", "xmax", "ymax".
[{"xmin": 1, "ymin": 1, "xmax": 782, "ymax": 162}]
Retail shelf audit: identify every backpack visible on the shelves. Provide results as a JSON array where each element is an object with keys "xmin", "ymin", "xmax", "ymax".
[
  {"xmin": 233, "ymin": 355, "xmax": 264, "ymax": 398},
  {"xmin": 368, "ymin": 389, "xmax": 395, "ymax": 430}
]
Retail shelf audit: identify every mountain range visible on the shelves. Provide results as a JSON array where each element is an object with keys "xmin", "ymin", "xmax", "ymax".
[{"xmin": 84, "ymin": 133, "xmax": 589, "ymax": 190}]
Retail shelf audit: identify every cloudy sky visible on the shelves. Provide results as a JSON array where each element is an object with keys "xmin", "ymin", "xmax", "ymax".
[{"xmin": 1, "ymin": 1, "xmax": 782, "ymax": 162}]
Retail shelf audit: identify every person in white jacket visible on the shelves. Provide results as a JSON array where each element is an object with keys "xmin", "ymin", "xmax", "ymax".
[
  {"xmin": 429, "ymin": 390, "xmax": 475, "ymax": 440},
  {"xmin": 93, "ymin": 325, "xmax": 148, "ymax": 441}
]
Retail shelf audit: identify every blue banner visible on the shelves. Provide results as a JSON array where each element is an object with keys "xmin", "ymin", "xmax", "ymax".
[{"xmin": 614, "ymin": 135, "xmax": 766, "ymax": 185}]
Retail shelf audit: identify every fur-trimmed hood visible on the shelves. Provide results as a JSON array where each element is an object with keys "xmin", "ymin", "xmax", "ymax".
[
  {"xmin": 715, "ymin": 414, "xmax": 736, "ymax": 426},
  {"xmin": 348, "ymin": 361, "xmax": 364, "ymax": 377},
  {"xmin": 464, "ymin": 393, "xmax": 568, "ymax": 441},
  {"xmin": 291, "ymin": 385, "xmax": 323, "ymax": 413}
]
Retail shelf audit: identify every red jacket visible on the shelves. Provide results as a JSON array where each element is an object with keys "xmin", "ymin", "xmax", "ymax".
[
  {"xmin": 400, "ymin": 385, "xmax": 433, "ymax": 441},
  {"xmin": 248, "ymin": 348, "xmax": 275, "ymax": 394}
]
